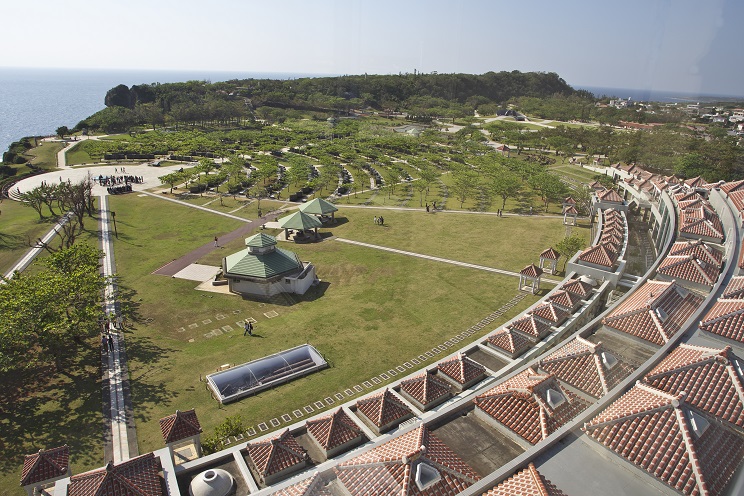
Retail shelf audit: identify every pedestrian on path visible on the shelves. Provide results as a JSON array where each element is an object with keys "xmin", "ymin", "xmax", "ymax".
[
  {"xmin": 244, "ymin": 320, "xmax": 253, "ymax": 336},
  {"xmin": 102, "ymin": 334, "xmax": 108, "ymax": 354},
  {"xmin": 426, "ymin": 203, "xmax": 430, "ymax": 212},
  {"xmin": 373, "ymin": 216, "xmax": 378, "ymax": 225},
  {"xmin": 108, "ymin": 335, "xmax": 114, "ymax": 352},
  {"xmin": 214, "ymin": 236, "xmax": 219, "ymax": 247},
  {"xmin": 379, "ymin": 216, "xmax": 384, "ymax": 226}
]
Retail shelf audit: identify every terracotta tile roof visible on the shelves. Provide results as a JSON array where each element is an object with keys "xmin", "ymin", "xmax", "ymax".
[
  {"xmin": 539, "ymin": 337, "xmax": 634, "ymax": 399},
  {"xmin": 740, "ymin": 240, "xmax": 744, "ymax": 270},
  {"xmin": 530, "ymin": 302, "xmax": 570, "ymax": 325},
  {"xmin": 487, "ymin": 328, "xmax": 532, "ymax": 356},
  {"xmin": 722, "ymin": 276, "xmax": 744, "ymax": 300},
  {"xmin": 728, "ymin": 190, "xmax": 744, "ymax": 214},
  {"xmin": 563, "ymin": 197, "xmax": 576, "ymax": 205},
  {"xmin": 583, "ymin": 383, "xmax": 744, "ymax": 496},
  {"xmin": 589, "ymin": 180, "xmax": 604, "ymax": 190},
  {"xmin": 563, "ymin": 205, "xmax": 579, "ymax": 215},
  {"xmin": 356, "ymin": 389, "xmax": 413, "ymax": 428},
  {"xmin": 668, "ymin": 240, "xmax": 723, "ymax": 268},
  {"xmin": 159, "ymin": 409, "xmax": 201, "ymax": 444},
  {"xmin": 20, "ymin": 445, "xmax": 69, "ymax": 486},
  {"xmin": 437, "ymin": 354, "xmax": 486, "ymax": 385},
  {"xmin": 246, "ymin": 429, "xmax": 307, "ymax": 479},
  {"xmin": 644, "ymin": 344, "xmax": 744, "ymax": 428},
  {"xmin": 675, "ymin": 191, "xmax": 703, "ymax": 203},
  {"xmin": 577, "ymin": 244, "xmax": 617, "ymax": 268},
  {"xmin": 334, "ymin": 424, "xmax": 480, "ymax": 495},
  {"xmin": 602, "ymin": 280, "xmax": 703, "ymax": 345},
  {"xmin": 475, "ymin": 368, "xmax": 589, "ymax": 445},
  {"xmin": 597, "ymin": 188, "xmax": 624, "ymax": 203},
  {"xmin": 273, "ymin": 472, "xmax": 334, "ymax": 496},
  {"xmin": 657, "ymin": 255, "xmax": 720, "ymax": 286},
  {"xmin": 399, "ymin": 373, "xmax": 452, "ymax": 407},
  {"xmin": 67, "ymin": 453, "xmax": 163, "ymax": 496},
  {"xmin": 684, "ymin": 176, "xmax": 709, "ymax": 189},
  {"xmin": 699, "ymin": 299, "xmax": 744, "ymax": 343},
  {"xmin": 679, "ymin": 197, "xmax": 706, "ymax": 210},
  {"xmin": 720, "ymin": 179, "xmax": 744, "ymax": 195},
  {"xmin": 540, "ymin": 247, "xmax": 560, "ymax": 260},
  {"xmin": 561, "ymin": 279, "xmax": 594, "ymax": 299},
  {"xmin": 509, "ymin": 315, "xmax": 553, "ymax": 341},
  {"xmin": 679, "ymin": 204, "xmax": 724, "ymax": 242},
  {"xmin": 520, "ymin": 264, "xmax": 544, "ymax": 278},
  {"xmin": 306, "ymin": 408, "xmax": 363, "ymax": 452},
  {"xmin": 482, "ymin": 463, "xmax": 568, "ymax": 496}
]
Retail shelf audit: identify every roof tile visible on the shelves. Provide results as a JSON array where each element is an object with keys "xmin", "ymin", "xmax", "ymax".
[{"xmin": 20, "ymin": 445, "xmax": 69, "ymax": 486}]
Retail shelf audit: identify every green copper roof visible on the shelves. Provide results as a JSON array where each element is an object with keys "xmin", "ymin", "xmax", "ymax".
[
  {"xmin": 224, "ymin": 247, "xmax": 302, "ymax": 278},
  {"xmin": 300, "ymin": 198, "xmax": 338, "ymax": 215},
  {"xmin": 245, "ymin": 232, "xmax": 277, "ymax": 248},
  {"xmin": 278, "ymin": 210, "xmax": 323, "ymax": 230}
]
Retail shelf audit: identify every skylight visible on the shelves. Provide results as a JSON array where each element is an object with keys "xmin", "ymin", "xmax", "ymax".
[
  {"xmin": 601, "ymin": 352, "xmax": 618, "ymax": 370},
  {"xmin": 687, "ymin": 410, "xmax": 710, "ymax": 438},
  {"xmin": 546, "ymin": 388, "xmax": 566, "ymax": 409},
  {"xmin": 415, "ymin": 462, "xmax": 441, "ymax": 491}
]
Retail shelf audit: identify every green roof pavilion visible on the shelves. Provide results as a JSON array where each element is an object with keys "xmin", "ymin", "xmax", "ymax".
[
  {"xmin": 300, "ymin": 198, "xmax": 339, "ymax": 222},
  {"xmin": 277, "ymin": 210, "xmax": 323, "ymax": 241}
]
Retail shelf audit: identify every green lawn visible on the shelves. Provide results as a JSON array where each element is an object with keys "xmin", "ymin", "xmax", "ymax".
[
  {"xmin": 106, "ymin": 194, "xmax": 542, "ymax": 454},
  {"xmin": 0, "ymin": 201, "xmax": 61, "ymax": 275},
  {"xmin": 23, "ymin": 141, "xmax": 64, "ymax": 170}
]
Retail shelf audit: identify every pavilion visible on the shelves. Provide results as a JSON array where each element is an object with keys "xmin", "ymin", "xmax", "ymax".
[
  {"xmin": 222, "ymin": 233, "xmax": 317, "ymax": 298},
  {"xmin": 539, "ymin": 247, "xmax": 560, "ymax": 275},
  {"xmin": 518, "ymin": 264, "xmax": 543, "ymax": 294},
  {"xmin": 277, "ymin": 210, "xmax": 323, "ymax": 241},
  {"xmin": 300, "ymin": 197, "xmax": 339, "ymax": 223}
]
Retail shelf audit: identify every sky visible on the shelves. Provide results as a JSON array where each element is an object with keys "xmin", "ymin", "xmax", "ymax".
[{"xmin": 1, "ymin": 0, "xmax": 743, "ymax": 96}]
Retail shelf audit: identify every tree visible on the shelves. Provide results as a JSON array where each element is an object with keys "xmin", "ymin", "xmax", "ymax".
[
  {"xmin": 488, "ymin": 167, "xmax": 522, "ymax": 211},
  {"xmin": 529, "ymin": 172, "xmax": 568, "ymax": 212},
  {"xmin": 56, "ymin": 126, "xmax": 70, "ymax": 139},
  {"xmin": 450, "ymin": 167, "xmax": 480, "ymax": 208},
  {"xmin": 556, "ymin": 234, "xmax": 586, "ymax": 272},
  {"xmin": 159, "ymin": 171, "xmax": 184, "ymax": 194}
]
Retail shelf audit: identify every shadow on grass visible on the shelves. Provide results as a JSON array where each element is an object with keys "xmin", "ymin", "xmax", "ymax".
[
  {"xmin": 0, "ymin": 343, "xmax": 103, "ymax": 475},
  {"xmin": 124, "ymin": 333, "xmax": 179, "ymax": 424}
]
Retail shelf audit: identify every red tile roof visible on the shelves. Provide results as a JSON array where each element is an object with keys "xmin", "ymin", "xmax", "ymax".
[
  {"xmin": 563, "ymin": 197, "xmax": 576, "ymax": 205},
  {"xmin": 67, "ymin": 453, "xmax": 163, "ymax": 496},
  {"xmin": 684, "ymin": 176, "xmax": 709, "ymax": 189},
  {"xmin": 437, "ymin": 354, "xmax": 486, "ymax": 385},
  {"xmin": 400, "ymin": 373, "xmax": 451, "ymax": 407},
  {"xmin": 530, "ymin": 302, "xmax": 570, "ymax": 325},
  {"xmin": 644, "ymin": 344, "xmax": 744, "ymax": 428},
  {"xmin": 334, "ymin": 424, "xmax": 480, "ymax": 495},
  {"xmin": 539, "ymin": 337, "xmax": 634, "ymax": 399},
  {"xmin": 602, "ymin": 280, "xmax": 703, "ymax": 345},
  {"xmin": 520, "ymin": 264, "xmax": 544, "ymax": 278},
  {"xmin": 583, "ymin": 383, "xmax": 744, "ymax": 496},
  {"xmin": 159, "ymin": 409, "xmax": 201, "ymax": 444},
  {"xmin": 540, "ymin": 247, "xmax": 560, "ymax": 260},
  {"xmin": 699, "ymin": 299, "xmax": 744, "ymax": 343},
  {"xmin": 356, "ymin": 389, "xmax": 413, "ymax": 428},
  {"xmin": 657, "ymin": 255, "xmax": 720, "ymax": 286},
  {"xmin": 20, "ymin": 445, "xmax": 69, "ymax": 486},
  {"xmin": 563, "ymin": 205, "xmax": 579, "ymax": 215},
  {"xmin": 679, "ymin": 204, "xmax": 724, "ymax": 242},
  {"xmin": 729, "ymin": 190, "xmax": 744, "ymax": 215},
  {"xmin": 675, "ymin": 191, "xmax": 703, "ymax": 203},
  {"xmin": 509, "ymin": 315, "xmax": 552, "ymax": 341},
  {"xmin": 740, "ymin": 240, "xmax": 744, "ymax": 270},
  {"xmin": 246, "ymin": 429, "xmax": 307, "ymax": 479},
  {"xmin": 487, "ymin": 328, "xmax": 532, "ymax": 356},
  {"xmin": 577, "ymin": 244, "xmax": 617, "ymax": 268},
  {"xmin": 560, "ymin": 279, "xmax": 594, "ymax": 299},
  {"xmin": 548, "ymin": 290, "xmax": 583, "ymax": 312},
  {"xmin": 482, "ymin": 463, "xmax": 568, "ymax": 496},
  {"xmin": 475, "ymin": 368, "xmax": 589, "ymax": 445},
  {"xmin": 273, "ymin": 472, "xmax": 334, "ymax": 496},
  {"xmin": 306, "ymin": 408, "xmax": 363, "ymax": 452},
  {"xmin": 722, "ymin": 276, "xmax": 744, "ymax": 299},
  {"xmin": 597, "ymin": 188, "xmax": 624, "ymax": 203},
  {"xmin": 668, "ymin": 240, "xmax": 723, "ymax": 268},
  {"xmin": 720, "ymin": 179, "xmax": 744, "ymax": 195}
]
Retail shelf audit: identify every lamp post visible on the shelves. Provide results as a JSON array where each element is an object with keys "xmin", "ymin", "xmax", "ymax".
[{"xmin": 111, "ymin": 211, "xmax": 118, "ymax": 239}]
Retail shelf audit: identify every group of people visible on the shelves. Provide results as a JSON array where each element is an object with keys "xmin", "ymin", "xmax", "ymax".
[
  {"xmin": 373, "ymin": 215, "xmax": 385, "ymax": 225},
  {"xmin": 97, "ymin": 174, "xmax": 144, "ymax": 186},
  {"xmin": 100, "ymin": 315, "xmax": 124, "ymax": 354}
]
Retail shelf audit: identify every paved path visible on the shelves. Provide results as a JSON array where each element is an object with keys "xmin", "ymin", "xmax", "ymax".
[
  {"xmin": 145, "ymin": 191, "xmax": 286, "ymax": 276},
  {"xmin": 99, "ymin": 195, "xmax": 137, "ymax": 464},
  {"xmin": 1, "ymin": 213, "xmax": 71, "ymax": 280},
  {"xmin": 334, "ymin": 238, "xmax": 560, "ymax": 285}
]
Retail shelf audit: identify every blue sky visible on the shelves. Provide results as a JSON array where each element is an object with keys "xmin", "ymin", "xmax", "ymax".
[{"xmin": 2, "ymin": 0, "xmax": 742, "ymax": 95}]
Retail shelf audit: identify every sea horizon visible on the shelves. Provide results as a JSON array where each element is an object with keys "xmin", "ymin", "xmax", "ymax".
[{"xmin": 3, "ymin": 67, "xmax": 744, "ymax": 156}]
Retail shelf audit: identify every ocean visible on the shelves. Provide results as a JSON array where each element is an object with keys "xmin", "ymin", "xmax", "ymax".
[
  {"xmin": 576, "ymin": 85, "xmax": 744, "ymax": 104},
  {"xmin": 0, "ymin": 67, "xmax": 327, "ymax": 155}
]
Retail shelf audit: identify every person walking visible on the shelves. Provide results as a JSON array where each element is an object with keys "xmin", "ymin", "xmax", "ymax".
[
  {"xmin": 373, "ymin": 216, "xmax": 378, "ymax": 225},
  {"xmin": 214, "ymin": 236, "xmax": 219, "ymax": 247},
  {"xmin": 426, "ymin": 203, "xmax": 430, "ymax": 212},
  {"xmin": 379, "ymin": 216, "xmax": 384, "ymax": 226},
  {"xmin": 243, "ymin": 319, "xmax": 253, "ymax": 336},
  {"xmin": 108, "ymin": 334, "xmax": 114, "ymax": 353},
  {"xmin": 102, "ymin": 333, "xmax": 108, "ymax": 354}
]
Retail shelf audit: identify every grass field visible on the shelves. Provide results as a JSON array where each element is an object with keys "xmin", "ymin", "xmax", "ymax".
[
  {"xmin": 0, "ymin": 201, "xmax": 63, "ymax": 275},
  {"xmin": 105, "ymin": 194, "xmax": 548, "ymax": 454},
  {"xmin": 22, "ymin": 141, "xmax": 64, "ymax": 169}
]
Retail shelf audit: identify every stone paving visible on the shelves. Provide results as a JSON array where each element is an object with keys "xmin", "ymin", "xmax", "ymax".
[{"xmin": 221, "ymin": 292, "xmax": 527, "ymax": 446}]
